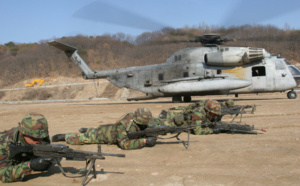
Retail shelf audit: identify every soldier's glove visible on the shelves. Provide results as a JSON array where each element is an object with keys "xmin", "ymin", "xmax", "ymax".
[
  {"xmin": 145, "ymin": 137, "xmax": 157, "ymax": 147},
  {"xmin": 30, "ymin": 157, "xmax": 53, "ymax": 171},
  {"xmin": 216, "ymin": 115, "xmax": 222, "ymax": 122},
  {"xmin": 159, "ymin": 110, "xmax": 168, "ymax": 119}
]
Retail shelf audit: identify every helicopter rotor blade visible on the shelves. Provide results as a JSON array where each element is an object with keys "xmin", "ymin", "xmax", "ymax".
[
  {"xmin": 222, "ymin": 0, "xmax": 300, "ymax": 27},
  {"xmin": 71, "ymin": 1, "xmax": 298, "ymax": 46},
  {"xmin": 73, "ymin": 1, "xmax": 166, "ymax": 31}
]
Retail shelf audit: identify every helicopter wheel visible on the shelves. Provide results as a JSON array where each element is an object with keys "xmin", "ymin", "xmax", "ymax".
[
  {"xmin": 183, "ymin": 96, "xmax": 191, "ymax": 102},
  {"xmin": 287, "ymin": 90, "xmax": 297, "ymax": 99},
  {"xmin": 172, "ymin": 96, "xmax": 182, "ymax": 103}
]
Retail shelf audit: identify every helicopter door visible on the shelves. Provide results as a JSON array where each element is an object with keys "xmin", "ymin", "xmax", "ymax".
[{"xmin": 251, "ymin": 66, "xmax": 267, "ymax": 91}]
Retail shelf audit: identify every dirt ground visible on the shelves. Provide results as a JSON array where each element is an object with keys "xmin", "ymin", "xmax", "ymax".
[{"xmin": 0, "ymin": 93, "xmax": 299, "ymax": 186}]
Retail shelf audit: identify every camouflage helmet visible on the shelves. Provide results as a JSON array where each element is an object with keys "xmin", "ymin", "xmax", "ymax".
[
  {"xmin": 133, "ymin": 108, "xmax": 152, "ymax": 125},
  {"xmin": 19, "ymin": 112, "xmax": 49, "ymax": 138},
  {"xmin": 205, "ymin": 100, "xmax": 221, "ymax": 115},
  {"xmin": 225, "ymin": 99, "xmax": 234, "ymax": 107}
]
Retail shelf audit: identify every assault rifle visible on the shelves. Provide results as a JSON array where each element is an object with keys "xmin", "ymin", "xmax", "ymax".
[
  {"xmin": 219, "ymin": 104, "xmax": 257, "ymax": 122},
  {"xmin": 201, "ymin": 121, "xmax": 266, "ymax": 134},
  {"xmin": 9, "ymin": 143, "xmax": 125, "ymax": 186},
  {"xmin": 127, "ymin": 125, "xmax": 197, "ymax": 149}
]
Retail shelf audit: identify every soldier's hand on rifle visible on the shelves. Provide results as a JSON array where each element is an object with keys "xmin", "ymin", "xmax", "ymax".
[
  {"xmin": 159, "ymin": 110, "xmax": 168, "ymax": 119},
  {"xmin": 145, "ymin": 137, "xmax": 157, "ymax": 147},
  {"xmin": 29, "ymin": 157, "xmax": 53, "ymax": 171}
]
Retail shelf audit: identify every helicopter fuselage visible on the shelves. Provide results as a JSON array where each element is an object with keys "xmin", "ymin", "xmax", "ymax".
[{"xmin": 48, "ymin": 41, "xmax": 300, "ymax": 101}]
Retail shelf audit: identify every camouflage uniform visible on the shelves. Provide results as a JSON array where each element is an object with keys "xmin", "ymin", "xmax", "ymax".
[
  {"xmin": 170, "ymin": 99, "xmax": 232, "ymax": 111},
  {"xmin": 221, "ymin": 99, "xmax": 235, "ymax": 108},
  {"xmin": 169, "ymin": 100, "xmax": 206, "ymax": 112},
  {"xmin": 160, "ymin": 99, "xmax": 213, "ymax": 121},
  {"xmin": 0, "ymin": 113, "xmax": 50, "ymax": 183},
  {"xmin": 162, "ymin": 100, "xmax": 221, "ymax": 135},
  {"xmin": 65, "ymin": 108, "xmax": 163, "ymax": 150}
]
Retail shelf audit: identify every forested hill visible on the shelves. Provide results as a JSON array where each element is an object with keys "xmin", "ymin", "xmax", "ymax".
[{"xmin": 1, "ymin": 25, "xmax": 300, "ymax": 87}]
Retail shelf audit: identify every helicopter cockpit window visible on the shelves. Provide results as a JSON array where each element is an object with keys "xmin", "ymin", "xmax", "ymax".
[
  {"xmin": 275, "ymin": 60, "xmax": 286, "ymax": 70},
  {"xmin": 252, "ymin": 66, "xmax": 266, "ymax": 77},
  {"xmin": 288, "ymin": 66, "xmax": 300, "ymax": 76},
  {"xmin": 183, "ymin": 72, "xmax": 189, "ymax": 77},
  {"xmin": 284, "ymin": 59, "xmax": 292, "ymax": 65},
  {"xmin": 219, "ymin": 48, "xmax": 228, "ymax": 52}
]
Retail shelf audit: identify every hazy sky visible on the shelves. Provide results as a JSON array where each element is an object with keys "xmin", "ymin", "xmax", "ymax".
[{"xmin": 1, "ymin": 0, "xmax": 300, "ymax": 44}]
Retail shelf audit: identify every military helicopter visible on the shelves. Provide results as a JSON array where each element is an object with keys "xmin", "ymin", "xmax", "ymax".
[{"xmin": 48, "ymin": 33, "xmax": 300, "ymax": 102}]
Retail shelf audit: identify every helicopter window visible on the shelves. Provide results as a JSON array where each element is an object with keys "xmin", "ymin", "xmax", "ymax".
[
  {"xmin": 275, "ymin": 60, "xmax": 286, "ymax": 70},
  {"xmin": 174, "ymin": 55, "xmax": 182, "ymax": 62},
  {"xmin": 158, "ymin": 73, "xmax": 164, "ymax": 80},
  {"xmin": 220, "ymin": 48, "xmax": 224, "ymax": 52},
  {"xmin": 288, "ymin": 66, "xmax": 300, "ymax": 76},
  {"xmin": 284, "ymin": 59, "xmax": 292, "ymax": 65},
  {"xmin": 252, "ymin": 66, "xmax": 266, "ymax": 77},
  {"xmin": 225, "ymin": 48, "xmax": 229, "ymax": 51},
  {"xmin": 144, "ymin": 80, "xmax": 152, "ymax": 87},
  {"xmin": 183, "ymin": 72, "xmax": 189, "ymax": 77},
  {"xmin": 217, "ymin": 70, "xmax": 222, "ymax": 74}
]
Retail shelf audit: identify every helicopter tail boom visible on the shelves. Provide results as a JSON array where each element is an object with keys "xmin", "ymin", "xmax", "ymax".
[{"xmin": 48, "ymin": 41, "xmax": 96, "ymax": 79}]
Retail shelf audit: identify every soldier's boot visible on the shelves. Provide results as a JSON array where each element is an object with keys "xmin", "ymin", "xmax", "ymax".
[
  {"xmin": 51, "ymin": 134, "xmax": 66, "ymax": 142},
  {"xmin": 78, "ymin": 127, "xmax": 88, "ymax": 133}
]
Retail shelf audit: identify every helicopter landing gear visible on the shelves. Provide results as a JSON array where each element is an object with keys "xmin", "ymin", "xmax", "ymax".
[
  {"xmin": 183, "ymin": 96, "xmax": 191, "ymax": 102},
  {"xmin": 287, "ymin": 90, "xmax": 297, "ymax": 99},
  {"xmin": 172, "ymin": 96, "xmax": 182, "ymax": 103}
]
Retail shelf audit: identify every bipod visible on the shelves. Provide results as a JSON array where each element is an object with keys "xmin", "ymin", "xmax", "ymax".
[
  {"xmin": 81, "ymin": 145, "xmax": 104, "ymax": 186},
  {"xmin": 231, "ymin": 107, "xmax": 244, "ymax": 123},
  {"xmin": 175, "ymin": 130, "xmax": 191, "ymax": 150}
]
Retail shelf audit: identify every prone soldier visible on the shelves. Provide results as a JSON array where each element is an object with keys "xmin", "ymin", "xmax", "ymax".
[
  {"xmin": 0, "ymin": 112, "xmax": 53, "ymax": 183},
  {"xmin": 166, "ymin": 99, "xmax": 233, "ymax": 113},
  {"xmin": 162, "ymin": 100, "xmax": 222, "ymax": 135},
  {"xmin": 161, "ymin": 99, "xmax": 255, "ymax": 122},
  {"xmin": 219, "ymin": 99, "xmax": 257, "ymax": 122},
  {"xmin": 52, "ymin": 108, "xmax": 164, "ymax": 150}
]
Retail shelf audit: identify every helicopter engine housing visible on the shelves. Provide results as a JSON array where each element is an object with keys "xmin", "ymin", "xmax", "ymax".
[{"xmin": 205, "ymin": 47, "xmax": 265, "ymax": 67}]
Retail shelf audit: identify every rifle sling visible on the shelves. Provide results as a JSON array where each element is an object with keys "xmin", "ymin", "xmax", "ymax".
[
  {"xmin": 157, "ymin": 132, "xmax": 190, "ymax": 150},
  {"xmin": 156, "ymin": 132, "xmax": 182, "ymax": 140},
  {"xmin": 54, "ymin": 158, "xmax": 93, "ymax": 178}
]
